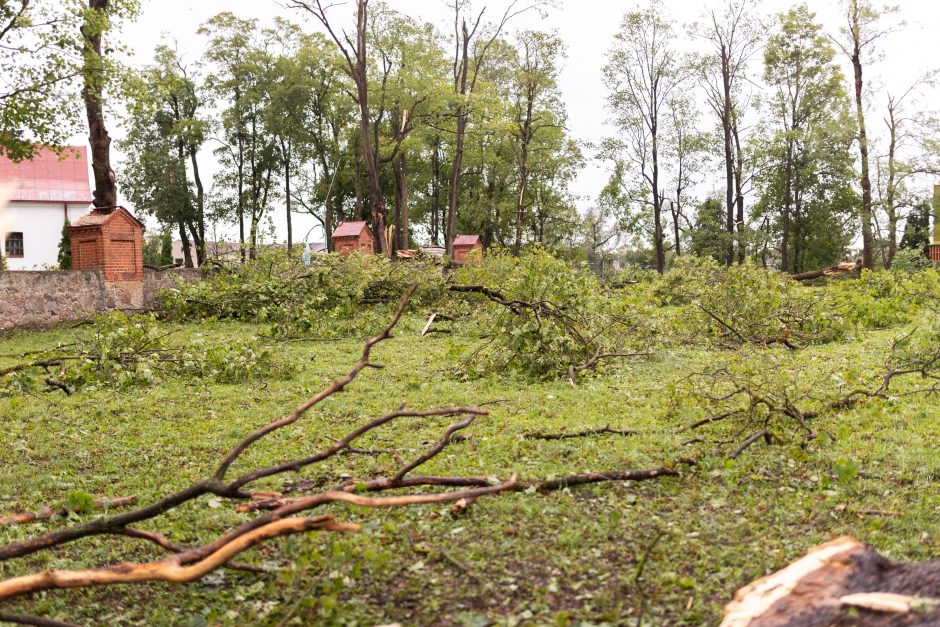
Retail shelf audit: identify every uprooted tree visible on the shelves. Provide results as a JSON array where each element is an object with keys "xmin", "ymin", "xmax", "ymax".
[{"xmin": 0, "ymin": 285, "xmax": 683, "ymax": 624}]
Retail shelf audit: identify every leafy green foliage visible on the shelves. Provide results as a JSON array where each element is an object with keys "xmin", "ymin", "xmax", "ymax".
[
  {"xmin": 657, "ymin": 257, "xmax": 848, "ymax": 348},
  {"xmin": 57, "ymin": 219, "xmax": 71, "ymax": 270},
  {"xmin": 450, "ymin": 249, "xmax": 654, "ymax": 379},
  {"xmin": 161, "ymin": 249, "xmax": 445, "ymax": 337},
  {"xmin": 0, "ymin": 312, "xmax": 294, "ymax": 395},
  {"xmin": 828, "ymin": 268, "xmax": 940, "ymax": 329}
]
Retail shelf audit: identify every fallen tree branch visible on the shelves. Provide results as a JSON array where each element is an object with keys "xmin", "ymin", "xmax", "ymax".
[
  {"xmin": 523, "ymin": 426, "xmax": 638, "ymax": 440},
  {"xmin": 0, "ymin": 611, "xmax": 79, "ymax": 627},
  {"xmin": 791, "ymin": 261, "xmax": 857, "ymax": 282},
  {"xmin": 0, "ymin": 497, "xmax": 137, "ymax": 526},
  {"xmin": 567, "ymin": 349, "xmax": 651, "ymax": 387}
]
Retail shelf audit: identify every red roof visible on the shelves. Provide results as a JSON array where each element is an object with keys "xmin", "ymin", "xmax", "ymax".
[
  {"xmin": 453, "ymin": 234, "xmax": 481, "ymax": 247},
  {"xmin": 333, "ymin": 221, "xmax": 370, "ymax": 238},
  {"xmin": 0, "ymin": 146, "xmax": 93, "ymax": 204}
]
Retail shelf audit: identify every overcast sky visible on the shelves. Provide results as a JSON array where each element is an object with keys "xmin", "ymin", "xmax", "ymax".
[{"xmin": 87, "ymin": 0, "xmax": 940, "ymax": 244}]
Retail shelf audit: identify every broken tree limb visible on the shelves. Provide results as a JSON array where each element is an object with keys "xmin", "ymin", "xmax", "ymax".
[
  {"xmin": 567, "ymin": 349, "xmax": 651, "ymax": 387},
  {"xmin": 790, "ymin": 262, "xmax": 857, "ymax": 282},
  {"xmin": 0, "ymin": 497, "xmax": 137, "ymax": 526},
  {"xmin": 0, "ymin": 611, "xmax": 79, "ymax": 627},
  {"xmin": 523, "ymin": 426, "xmax": 638, "ymax": 440}
]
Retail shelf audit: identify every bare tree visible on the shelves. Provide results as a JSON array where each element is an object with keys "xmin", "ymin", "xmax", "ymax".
[
  {"xmin": 875, "ymin": 75, "xmax": 934, "ymax": 267},
  {"xmin": 833, "ymin": 0, "xmax": 898, "ymax": 270},
  {"xmin": 445, "ymin": 0, "xmax": 544, "ymax": 256},
  {"xmin": 695, "ymin": 0, "xmax": 761, "ymax": 265},
  {"xmin": 605, "ymin": 4, "xmax": 688, "ymax": 273},
  {"xmin": 286, "ymin": 0, "xmax": 389, "ymax": 253}
]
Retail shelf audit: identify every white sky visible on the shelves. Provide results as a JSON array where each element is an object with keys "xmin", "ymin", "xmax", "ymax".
[{"xmin": 82, "ymin": 0, "xmax": 940, "ymax": 244}]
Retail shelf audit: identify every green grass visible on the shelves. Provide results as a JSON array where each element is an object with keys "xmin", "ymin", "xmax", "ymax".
[{"xmin": 1, "ymin": 315, "xmax": 939, "ymax": 626}]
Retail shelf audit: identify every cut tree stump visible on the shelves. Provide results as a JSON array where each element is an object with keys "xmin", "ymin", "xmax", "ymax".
[{"xmin": 722, "ymin": 536, "xmax": 940, "ymax": 626}]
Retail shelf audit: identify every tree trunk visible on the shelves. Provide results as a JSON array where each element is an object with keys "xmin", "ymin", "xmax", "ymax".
[
  {"xmin": 189, "ymin": 146, "xmax": 206, "ymax": 266},
  {"xmin": 446, "ymin": 19, "xmax": 472, "ymax": 257},
  {"xmin": 346, "ymin": 0, "xmax": 386, "ymax": 254},
  {"xmin": 447, "ymin": 114, "xmax": 467, "ymax": 255},
  {"xmin": 283, "ymin": 141, "xmax": 292, "ymax": 256},
  {"xmin": 720, "ymin": 44, "xmax": 735, "ymax": 266},
  {"xmin": 732, "ymin": 119, "xmax": 746, "ymax": 264},
  {"xmin": 81, "ymin": 0, "xmax": 117, "ymax": 210},
  {"xmin": 652, "ymin": 122, "xmax": 664, "ymax": 274},
  {"xmin": 781, "ymin": 137, "xmax": 793, "ymax": 273},
  {"xmin": 884, "ymin": 102, "xmax": 898, "ymax": 268},
  {"xmin": 237, "ymin": 133, "xmax": 246, "ymax": 262},
  {"xmin": 431, "ymin": 140, "xmax": 441, "ymax": 245},
  {"xmin": 851, "ymin": 35, "xmax": 875, "ymax": 270},
  {"xmin": 178, "ymin": 221, "xmax": 193, "ymax": 268}
]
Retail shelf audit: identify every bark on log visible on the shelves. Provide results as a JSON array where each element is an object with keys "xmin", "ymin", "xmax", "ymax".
[
  {"xmin": 791, "ymin": 262, "xmax": 857, "ymax": 282},
  {"xmin": 722, "ymin": 536, "xmax": 940, "ymax": 626}
]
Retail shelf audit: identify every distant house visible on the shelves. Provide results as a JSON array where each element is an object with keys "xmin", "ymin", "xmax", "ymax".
[
  {"xmin": 452, "ymin": 234, "xmax": 483, "ymax": 263},
  {"xmin": 0, "ymin": 147, "xmax": 93, "ymax": 269},
  {"xmin": 332, "ymin": 221, "xmax": 375, "ymax": 257}
]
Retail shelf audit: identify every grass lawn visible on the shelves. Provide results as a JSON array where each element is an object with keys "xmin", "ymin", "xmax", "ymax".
[{"xmin": 1, "ymin": 314, "xmax": 939, "ymax": 625}]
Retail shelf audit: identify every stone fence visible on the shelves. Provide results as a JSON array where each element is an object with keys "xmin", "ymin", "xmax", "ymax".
[{"xmin": 0, "ymin": 268, "xmax": 203, "ymax": 331}]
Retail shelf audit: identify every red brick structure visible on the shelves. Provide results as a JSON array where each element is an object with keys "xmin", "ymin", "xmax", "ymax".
[
  {"xmin": 332, "ymin": 221, "xmax": 374, "ymax": 257},
  {"xmin": 70, "ymin": 207, "xmax": 144, "ymax": 306},
  {"xmin": 452, "ymin": 234, "xmax": 482, "ymax": 263},
  {"xmin": 930, "ymin": 244, "xmax": 940, "ymax": 263}
]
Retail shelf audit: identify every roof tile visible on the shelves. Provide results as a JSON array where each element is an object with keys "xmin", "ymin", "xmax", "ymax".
[{"xmin": 0, "ymin": 146, "xmax": 93, "ymax": 204}]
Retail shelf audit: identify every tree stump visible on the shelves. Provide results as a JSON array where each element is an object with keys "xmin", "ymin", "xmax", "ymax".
[{"xmin": 722, "ymin": 536, "xmax": 940, "ymax": 626}]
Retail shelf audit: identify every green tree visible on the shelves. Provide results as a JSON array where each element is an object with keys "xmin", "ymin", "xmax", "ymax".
[
  {"xmin": 120, "ymin": 44, "xmax": 208, "ymax": 267},
  {"xmin": 604, "ymin": 4, "xmax": 688, "ymax": 273},
  {"xmin": 755, "ymin": 4, "xmax": 857, "ymax": 272},
  {"xmin": 201, "ymin": 13, "xmax": 279, "ymax": 259},
  {"xmin": 58, "ymin": 219, "xmax": 72, "ymax": 270},
  {"xmin": 0, "ymin": 1, "xmax": 79, "ymax": 160},
  {"xmin": 696, "ymin": 0, "xmax": 762, "ymax": 265},
  {"xmin": 690, "ymin": 198, "xmax": 730, "ymax": 262}
]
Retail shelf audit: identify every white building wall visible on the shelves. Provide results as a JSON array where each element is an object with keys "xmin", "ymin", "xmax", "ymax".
[{"xmin": 4, "ymin": 202, "xmax": 91, "ymax": 270}]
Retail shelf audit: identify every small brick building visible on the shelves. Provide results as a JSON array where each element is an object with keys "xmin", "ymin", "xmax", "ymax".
[
  {"xmin": 332, "ymin": 221, "xmax": 374, "ymax": 257},
  {"xmin": 452, "ymin": 234, "xmax": 483, "ymax": 263},
  {"xmin": 70, "ymin": 206, "xmax": 144, "ymax": 306}
]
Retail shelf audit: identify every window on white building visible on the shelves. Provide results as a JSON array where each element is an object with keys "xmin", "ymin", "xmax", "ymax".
[{"xmin": 4, "ymin": 232, "xmax": 24, "ymax": 258}]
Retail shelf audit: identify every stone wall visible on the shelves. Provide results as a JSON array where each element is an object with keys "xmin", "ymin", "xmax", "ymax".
[
  {"xmin": 0, "ymin": 268, "xmax": 204, "ymax": 331},
  {"xmin": 142, "ymin": 268, "xmax": 204, "ymax": 307}
]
